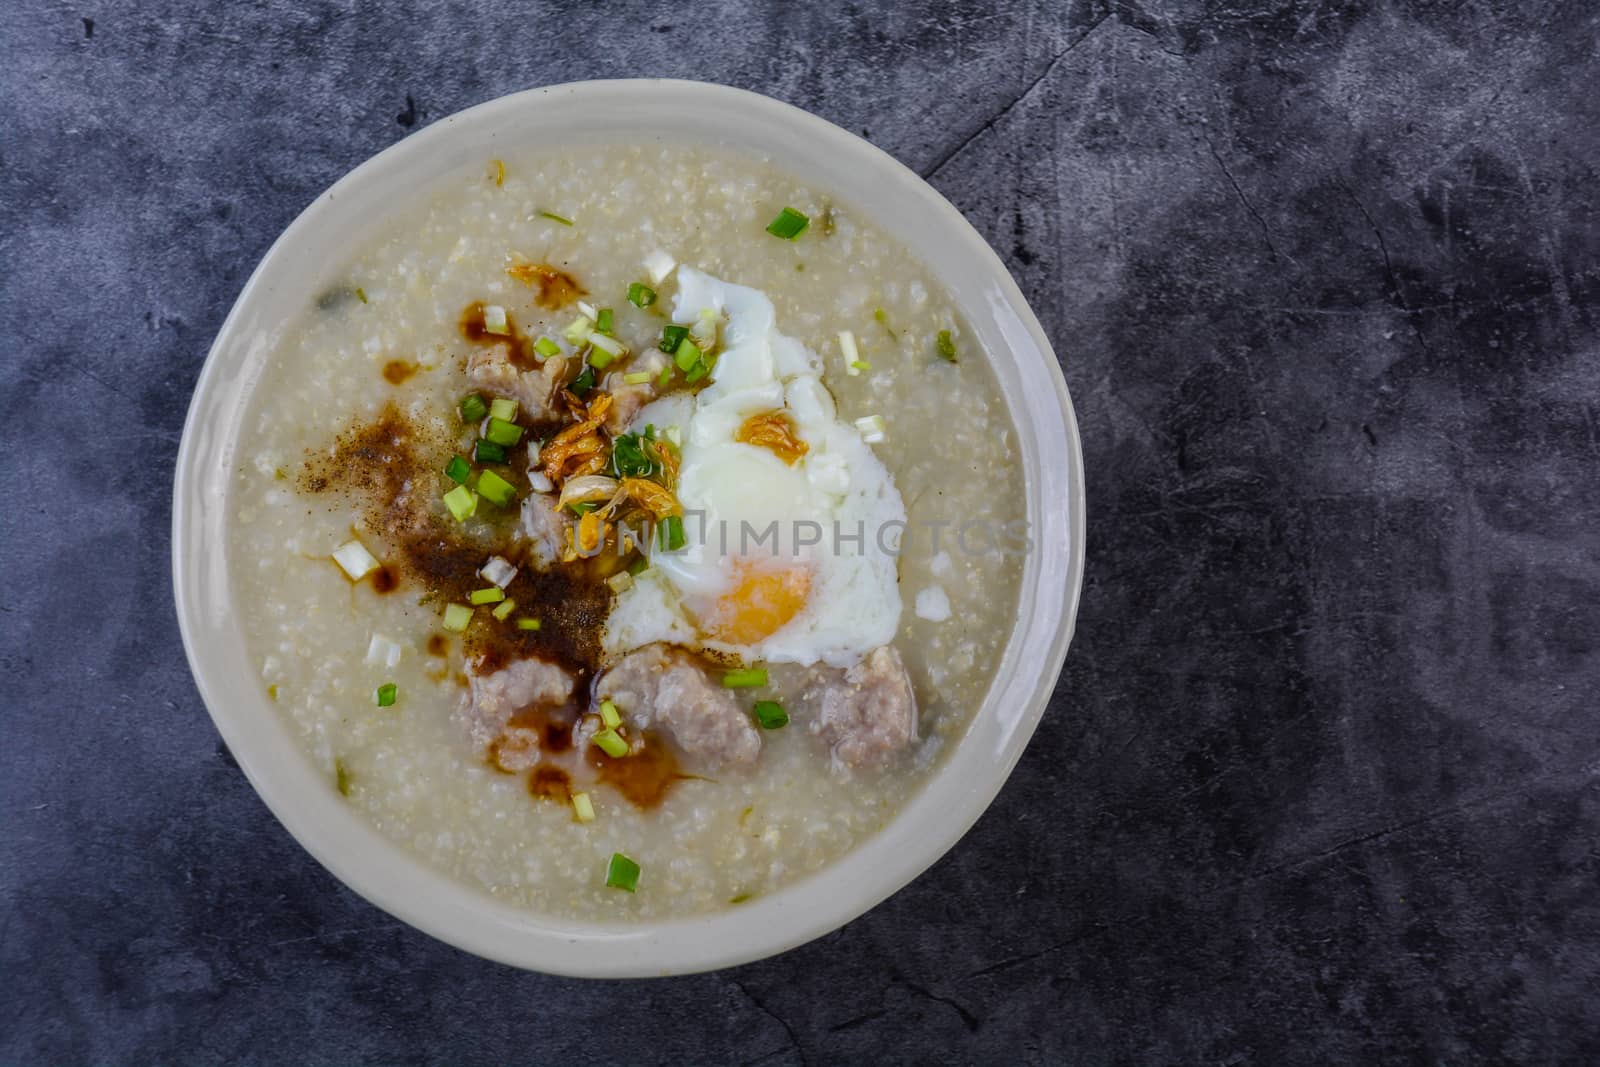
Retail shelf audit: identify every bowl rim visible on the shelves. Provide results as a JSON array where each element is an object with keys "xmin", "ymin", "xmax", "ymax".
[{"xmin": 172, "ymin": 77, "xmax": 1086, "ymax": 977}]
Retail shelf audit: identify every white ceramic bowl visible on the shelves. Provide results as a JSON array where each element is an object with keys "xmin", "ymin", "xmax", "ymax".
[{"xmin": 173, "ymin": 79, "xmax": 1085, "ymax": 977}]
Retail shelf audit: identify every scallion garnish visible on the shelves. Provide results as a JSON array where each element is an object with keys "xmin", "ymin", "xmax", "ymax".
[
  {"xmin": 722, "ymin": 667, "xmax": 768, "ymax": 689},
  {"xmin": 570, "ymin": 365, "xmax": 596, "ymax": 398},
  {"xmin": 444, "ymin": 455, "xmax": 471, "ymax": 484},
  {"xmin": 539, "ymin": 210, "xmax": 574, "ymax": 226},
  {"xmin": 839, "ymin": 330, "xmax": 860, "ymax": 366},
  {"xmin": 605, "ymin": 852, "xmax": 640, "ymax": 892},
  {"xmin": 563, "ymin": 316, "xmax": 594, "ymax": 344},
  {"xmin": 489, "ymin": 397, "xmax": 518, "ymax": 422},
  {"xmin": 850, "ymin": 360, "xmax": 871, "ymax": 374},
  {"xmin": 484, "ymin": 417, "xmax": 524, "ymax": 447},
  {"xmin": 587, "ymin": 332, "xmax": 625, "ymax": 366},
  {"xmin": 516, "ymin": 617, "xmax": 542, "ymax": 631},
  {"xmin": 684, "ymin": 360, "xmax": 709, "ymax": 384},
  {"xmin": 534, "ymin": 336, "xmax": 562, "ymax": 359},
  {"xmin": 874, "ymin": 306, "xmax": 897, "ymax": 339},
  {"xmin": 752, "ymin": 699, "xmax": 788, "ymax": 729},
  {"xmin": 657, "ymin": 364, "xmax": 673, "ymax": 389},
  {"xmin": 476, "ymin": 469, "xmax": 517, "ymax": 507},
  {"xmin": 595, "ymin": 307, "xmax": 614, "ymax": 335},
  {"xmin": 492, "ymin": 597, "xmax": 517, "ymax": 620},
  {"xmin": 469, "ymin": 586, "xmax": 505, "ymax": 605},
  {"xmin": 623, "ymin": 370, "xmax": 652, "ymax": 385},
  {"xmin": 659, "ymin": 323, "xmax": 689, "ymax": 353},
  {"xmin": 442, "ymin": 603, "xmax": 473, "ymax": 632},
  {"xmin": 674, "ymin": 339, "xmax": 702, "ymax": 372},
  {"xmin": 355, "ymin": 287, "xmax": 368, "ymax": 304},
  {"xmin": 600, "ymin": 700, "xmax": 622, "ymax": 729},
  {"xmin": 936, "ymin": 329, "xmax": 958, "ymax": 362},
  {"xmin": 474, "ymin": 439, "xmax": 507, "ymax": 464},
  {"xmin": 854, "ymin": 414, "xmax": 887, "ymax": 444},
  {"xmin": 332, "ymin": 539, "xmax": 380, "ymax": 580},
  {"xmin": 443, "ymin": 485, "xmax": 478, "ymax": 522},
  {"xmin": 592, "ymin": 728, "xmax": 629, "ymax": 758},
  {"xmin": 627, "ymin": 282, "xmax": 657, "ymax": 308},
  {"xmin": 375, "ymin": 682, "xmax": 398, "ymax": 708},
  {"xmin": 573, "ymin": 792, "xmax": 596, "ymax": 823},
  {"xmin": 480, "ymin": 555, "xmax": 518, "ymax": 588},
  {"xmin": 459, "ymin": 393, "xmax": 488, "ymax": 423},
  {"xmin": 482, "ymin": 305, "xmax": 509, "ymax": 335},
  {"xmin": 627, "ymin": 555, "xmax": 650, "ymax": 576},
  {"xmin": 765, "ymin": 207, "xmax": 810, "ymax": 240},
  {"xmin": 657, "ymin": 514, "xmax": 686, "ymax": 552}
]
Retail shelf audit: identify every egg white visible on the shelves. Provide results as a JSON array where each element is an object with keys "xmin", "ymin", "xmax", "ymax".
[{"xmin": 603, "ymin": 268, "xmax": 905, "ymax": 669}]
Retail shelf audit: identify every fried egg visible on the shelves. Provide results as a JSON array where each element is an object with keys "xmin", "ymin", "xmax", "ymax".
[{"xmin": 604, "ymin": 268, "xmax": 905, "ymax": 668}]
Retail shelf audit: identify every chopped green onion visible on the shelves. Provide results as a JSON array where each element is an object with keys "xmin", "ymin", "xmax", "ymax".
[
  {"xmin": 534, "ymin": 336, "xmax": 562, "ymax": 359},
  {"xmin": 469, "ymin": 586, "xmax": 505, "ymax": 605},
  {"xmin": 659, "ymin": 323, "xmax": 689, "ymax": 353},
  {"xmin": 539, "ymin": 210, "xmax": 574, "ymax": 226},
  {"xmin": 484, "ymin": 417, "xmax": 524, "ymax": 446},
  {"xmin": 657, "ymin": 363, "xmax": 673, "ymax": 389},
  {"xmin": 375, "ymin": 683, "xmax": 398, "ymax": 708},
  {"xmin": 331, "ymin": 539, "xmax": 379, "ymax": 580},
  {"xmin": 459, "ymin": 393, "xmax": 488, "ymax": 423},
  {"xmin": 623, "ymin": 370, "xmax": 653, "ymax": 385},
  {"xmin": 592, "ymin": 728, "xmax": 629, "ymax": 758},
  {"xmin": 627, "ymin": 554, "xmax": 650, "ymax": 576},
  {"xmin": 600, "ymin": 700, "xmax": 622, "ymax": 729},
  {"xmin": 674, "ymin": 339, "xmax": 702, "ymax": 372},
  {"xmin": 476, "ymin": 469, "xmax": 517, "ymax": 507},
  {"xmin": 355, "ymin": 287, "xmax": 368, "ymax": 305},
  {"xmin": 605, "ymin": 852, "xmax": 640, "ymax": 892},
  {"xmin": 874, "ymin": 306, "xmax": 897, "ymax": 339},
  {"xmin": 664, "ymin": 425, "xmax": 682, "ymax": 447},
  {"xmin": 489, "ymin": 397, "xmax": 518, "ymax": 422},
  {"xmin": 492, "ymin": 597, "xmax": 517, "ymax": 620},
  {"xmin": 722, "ymin": 667, "xmax": 768, "ymax": 689},
  {"xmin": 850, "ymin": 360, "xmax": 872, "ymax": 374},
  {"xmin": 595, "ymin": 307, "xmax": 614, "ymax": 335},
  {"xmin": 765, "ymin": 207, "xmax": 810, "ymax": 240},
  {"xmin": 516, "ymin": 617, "xmax": 542, "ymax": 631},
  {"xmin": 443, "ymin": 484, "xmax": 478, "ymax": 522},
  {"xmin": 572, "ymin": 792, "xmax": 596, "ymax": 823},
  {"xmin": 936, "ymin": 329, "xmax": 958, "ymax": 362},
  {"xmin": 473, "ymin": 439, "xmax": 507, "ymax": 464},
  {"xmin": 444, "ymin": 455, "xmax": 471, "ymax": 484},
  {"xmin": 569, "ymin": 501, "xmax": 598, "ymax": 517},
  {"xmin": 570, "ymin": 365, "xmax": 596, "ymax": 398},
  {"xmin": 481, "ymin": 305, "xmax": 509, "ymax": 335},
  {"xmin": 587, "ymin": 332, "xmax": 625, "ymax": 366},
  {"xmin": 627, "ymin": 283, "xmax": 657, "ymax": 308},
  {"xmin": 442, "ymin": 603, "xmax": 473, "ymax": 632},
  {"xmin": 752, "ymin": 700, "xmax": 788, "ymax": 729},
  {"xmin": 657, "ymin": 514, "xmax": 686, "ymax": 552},
  {"xmin": 563, "ymin": 316, "xmax": 594, "ymax": 344},
  {"xmin": 855, "ymin": 414, "xmax": 887, "ymax": 443},
  {"xmin": 684, "ymin": 360, "xmax": 710, "ymax": 385},
  {"xmin": 335, "ymin": 758, "xmax": 352, "ymax": 796},
  {"xmin": 839, "ymin": 329, "xmax": 860, "ymax": 366}
]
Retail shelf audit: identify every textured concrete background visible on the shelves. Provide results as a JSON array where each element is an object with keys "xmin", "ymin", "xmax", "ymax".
[{"xmin": 5, "ymin": 0, "xmax": 1600, "ymax": 1061}]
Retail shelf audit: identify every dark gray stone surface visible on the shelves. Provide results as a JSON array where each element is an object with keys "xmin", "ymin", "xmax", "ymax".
[{"xmin": 4, "ymin": 0, "xmax": 1598, "ymax": 1061}]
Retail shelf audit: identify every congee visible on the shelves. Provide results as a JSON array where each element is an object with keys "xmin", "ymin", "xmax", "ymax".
[{"xmin": 231, "ymin": 144, "xmax": 1025, "ymax": 918}]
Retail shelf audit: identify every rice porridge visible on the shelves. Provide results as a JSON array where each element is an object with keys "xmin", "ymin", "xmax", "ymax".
[{"xmin": 231, "ymin": 144, "xmax": 1024, "ymax": 919}]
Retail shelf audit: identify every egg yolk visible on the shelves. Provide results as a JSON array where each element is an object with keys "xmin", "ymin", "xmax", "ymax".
[{"xmin": 698, "ymin": 562, "xmax": 811, "ymax": 644}]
